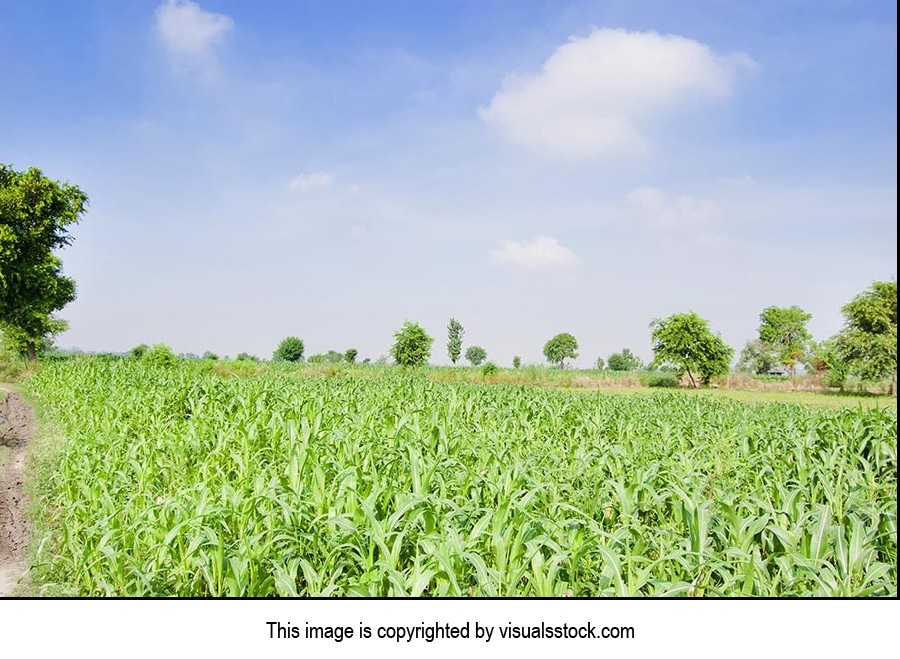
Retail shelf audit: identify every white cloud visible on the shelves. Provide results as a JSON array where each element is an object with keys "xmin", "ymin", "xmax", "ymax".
[
  {"xmin": 155, "ymin": 0, "xmax": 234, "ymax": 77},
  {"xmin": 480, "ymin": 28, "xmax": 755, "ymax": 157},
  {"xmin": 625, "ymin": 186, "xmax": 718, "ymax": 229},
  {"xmin": 287, "ymin": 171, "xmax": 334, "ymax": 193},
  {"xmin": 489, "ymin": 236, "xmax": 579, "ymax": 270}
]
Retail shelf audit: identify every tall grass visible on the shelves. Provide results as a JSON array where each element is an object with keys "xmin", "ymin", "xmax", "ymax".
[{"xmin": 26, "ymin": 359, "xmax": 897, "ymax": 596}]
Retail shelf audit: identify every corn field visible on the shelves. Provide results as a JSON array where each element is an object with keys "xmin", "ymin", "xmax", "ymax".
[{"xmin": 26, "ymin": 359, "xmax": 897, "ymax": 596}]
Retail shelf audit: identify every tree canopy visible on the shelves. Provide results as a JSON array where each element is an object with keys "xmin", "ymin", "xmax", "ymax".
[
  {"xmin": 465, "ymin": 345, "xmax": 487, "ymax": 366},
  {"xmin": 650, "ymin": 312, "xmax": 733, "ymax": 387},
  {"xmin": 543, "ymin": 333, "xmax": 578, "ymax": 368},
  {"xmin": 758, "ymin": 305, "xmax": 812, "ymax": 375},
  {"xmin": 391, "ymin": 321, "xmax": 433, "ymax": 366},
  {"xmin": 447, "ymin": 318, "xmax": 464, "ymax": 365},
  {"xmin": 1, "ymin": 164, "xmax": 87, "ymax": 359},
  {"xmin": 273, "ymin": 336, "xmax": 305, "ymax": 362},
  {"xmin": 835, "ymin": 280, "xmax": 896, "ymax": 394},
  {"xmin": 607, "ymin": 348, "xmax": 642, "ymax": 371}
]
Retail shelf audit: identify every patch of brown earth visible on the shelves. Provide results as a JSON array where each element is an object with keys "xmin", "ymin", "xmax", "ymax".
[{"xmin": 0, "ymin": 387, "xmax": 32, "ymax": 597}]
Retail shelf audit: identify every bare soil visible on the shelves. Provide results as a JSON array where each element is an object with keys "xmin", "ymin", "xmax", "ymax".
[{"xmin": 0, "ymin": 386, "xmax": 32, "ymax": 596}]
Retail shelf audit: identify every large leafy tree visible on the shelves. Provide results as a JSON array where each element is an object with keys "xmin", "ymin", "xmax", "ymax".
[
  {"xmin": 447, "ymin": 318, "xmax": 464, "ymax": 364},
  {"xmin": 737, "ymin": 339, "xmax": 778, "ymax": 375},
  {"xmin": 650, "ymin": 312, "xmax": 733, "ymax": 387},
  {"xmin": 835, "ymin": 281, "xmax": 897, "ymax": 395},
  {"xmin": 758, "ymin": 305, "xmax": 812, "ymax": 375},
  {"xmin": 391, "ymin": 321, "xmax": 433, "ymax": 366},
  {"xmin": 543, "ymin": 332, "xmax": 578, "ymax": 368},
  {"xmin": 1, "ymin": 164, "xmax": 87, "ymax": 360},
  {"xmin": 465, "ymin": 345, "xmax": 487, "ymax": 366},
  {"xmin": 273, "ymin": 336, "xmax": 304, "ymax": 362}
]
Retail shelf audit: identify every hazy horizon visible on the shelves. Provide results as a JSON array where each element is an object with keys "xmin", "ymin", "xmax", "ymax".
[{"xmin": 2, "ymin": 0, "xmax": 896, "ymax": 366}]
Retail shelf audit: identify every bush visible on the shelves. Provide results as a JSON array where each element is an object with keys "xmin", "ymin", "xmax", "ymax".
[
  {"xmin": 643, "ymin": 371, "xmax": 679, "ymax": 388},
  {"xmin": 142, "ymin": 344, "xmax": 177, "ymax": 367},
  {"xmin": 0, "ymin": 342, "xmax": 27, "ymax": 381},
  {"xmin": 130, "ymin": 344, "xmax": 149, "ymax": 358},
  {"xmin": 481, "ymin": 362, "xmax": 499, "ymax": 377}
]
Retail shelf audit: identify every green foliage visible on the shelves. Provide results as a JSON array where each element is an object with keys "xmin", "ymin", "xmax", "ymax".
[
  {"xmin": 141, "ymin": 344, "xmax": 176, "ymax": 367},
  {"xmin": 512, "ymin": 355, "xmax": 522, "ymax": 369},
  {"xmin": 0, "ymin": 164, "xmax": 86, "ymax": 359},
  {"xmin": 594, "ymin": 357, "xmax": 605, "ymax": 371},
  {"xmin": 344, "ymin": 348, "xmax": 358, "ymax": 364},
  {"xmin": 390, "ymin": 321, "xmax": 433, "ymax": 367},
  {"xmin": 201, "ymin": 351, "xmax": 219, "ymax": 361},
  {"xmin": 835, "ymin": 281, "xmax": 897, "ymax": 394},
  {"xmin": 236, "ymin": 352, "xmax": 260, "ymax": 362},
  {"xmin": 650, "ymin": 312, "xmax": 734, "ymax": 387},
  {"xmin": 807, "ymin": 339, "xmax": 849, "ymax": 389},
  {"xmin": 130, "ymin": 344, "xmax": 150, "ymax": 359},
  {"xmin": 0, "ymin": 338, "xmax": 27, "ymax": 380},
  {"xmin": 273, "ymin": 336, "xmax": 304, "ymax": 362},
  {"xmin": 465, "ymin": 345, "xmax": 487, "ymax": 366},
  {"xmin": 543, "ymin": 333, "xmax": 578, "ymax": 368},
  {"xmin": 737, "ymin": 339, "xmax": 777, "ymax": 375},
  {"xmin": 758, "ymin": 305, "xmax": 812, "ymax": 374},
  {"xmin": 26, "ymin": 358, "xmax": 897, "ymax": 596},
  {"xmin": 1, "ymin": 319, "xmax": 66, "ymax": 358},
  {"xmin": 447, "ymin": 318, "xmax": 464, "ymax": 365},
  {"xmin": 481, "ymin": 361, "xmax": 499, "ymax": 376},
  {"xmin": 308, "ymin": 350, "xmax": 343, "ymax": 364},
  {"xmin": 643, "ymin": 371, "xmax": 679, "ymax": 388},
  {"xmin": 607, "ymin": 348, "xmax": 642, "ymax": 371}
]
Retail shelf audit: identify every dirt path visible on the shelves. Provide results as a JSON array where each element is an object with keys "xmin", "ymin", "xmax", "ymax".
[{"xmin": 0, "ymin": 385, "xmax": 32, "ymax": 596}]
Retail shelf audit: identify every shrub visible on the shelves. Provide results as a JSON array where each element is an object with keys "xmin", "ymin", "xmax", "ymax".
[
  {"xmin": 130, "ymin": 344, "xmax": 149, "ymax": 358},
  {"xmin": 142, "ymin": 344, "xmax": 176, "ymax": 367},
  {"xmin": 481, "ymin": 362, "xmax": 499, "ymax": 377}
]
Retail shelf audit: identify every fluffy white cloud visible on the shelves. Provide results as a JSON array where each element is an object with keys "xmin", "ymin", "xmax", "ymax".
[
  {"xmin": 489, "ymin": 236, "xmax": 579, "ymax": 270},
  {"xmin": 155, "ymin": 0, "xmax": 234, "ymax": 75},
  {"xmin": 480, "ymin": 28, "xmax": 754, "ymax": 157},
  {"xmin": 625, "ymin": 186, "xmax": 718, "ymax": 229},
  {"xmin": 287, "ymin": 171, "xmax": 334, "ymax": 193}
]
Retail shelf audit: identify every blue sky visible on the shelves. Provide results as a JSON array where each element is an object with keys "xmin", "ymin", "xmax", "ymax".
[{"xmin": 1, "ymin": 0, "xmax": 896, "ymax": 364}]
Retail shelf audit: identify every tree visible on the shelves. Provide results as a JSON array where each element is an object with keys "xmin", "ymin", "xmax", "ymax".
[
  {"xmin": 236, "ymin": 352, "xmax": 260, "ymax": 362},
  {"xmin": 758, "ymin": 305, "xmax": 812, "ymax": 375},
  {"xmin": 607, "ymin": 348, "xmax": 642, "ymax": 371},
  {"xmin": 447, "ymin": 318, "xmax": 464, "ymax": 365},
  {"xmin": 465, "ymin": 345, "xmax": 487, "ymax": 366},
  {"xmin": 595, "ymin": 357, "xmax": 605, "ymax": 371},
  {"xmin": 1, "ymin": 165, "xmax": 87, "ymax": 360},
  {"xmin": 835, "ymin": 281, "xmax": 897, "ymax": 395},
  {"xmin": 806, "ymin": 339, "xmax": 849, "ymax": 389},
  {"xmin": 143, "ymin": 343, "xmax": 176, "ymax": 367},
  {"xmin": 650, "ymin": 312, "xmax": 733, "ymax": 387},
  {"xmin": 513, "ymin": 355, "xmax": 522, "ymax": 369},
  {"xmin": 273, "ymin": 336, "xmax": 304, "ymax": 362},
  {"xmin": 130, "ymin": 344, "xmax": 150, "ymax": 358},
  {"xmin": 543, "ymin": 333, "xmax": 578, "ymax": 368},
  {"xmin": 736, "ymin": 339, "xmax": 777, "ymax": 375},
  {"xmin": 391, "ymin": 321, "xmax": 433, "ymax": 366},
  {"xmin": 1, "ymin": 318, "xmax": 67, "ymax": 359},
  {"xmin": 202, "ymin": 351, "xmax": 219, "ymax": 360},
  {"xmin": 344, "ymin": 348, "xmax": 358, "ymax": 364}
]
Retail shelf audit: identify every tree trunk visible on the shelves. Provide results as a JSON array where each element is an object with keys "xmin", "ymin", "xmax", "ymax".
[
  {"xmin": 686, "ymin": 368, "xmax": 697, "ymax": 388},
  {"xmin": 26, "ymin": 342, "xmax": 36, "ymax": 362}
]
